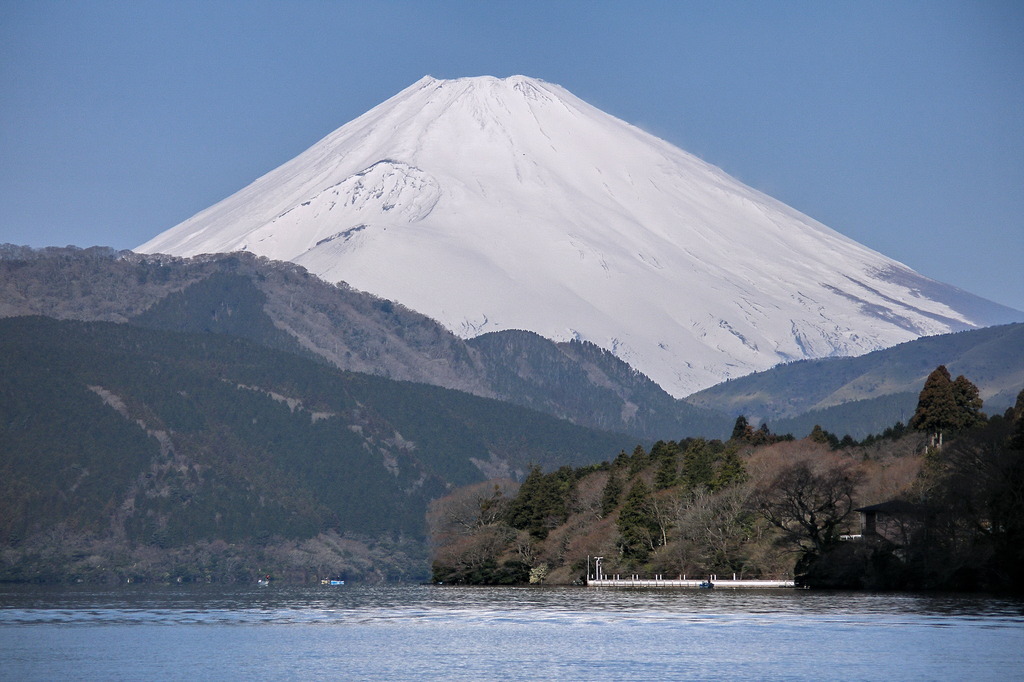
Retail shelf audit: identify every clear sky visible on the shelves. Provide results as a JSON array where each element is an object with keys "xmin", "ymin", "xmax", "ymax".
[{"xmin": 2, "ymin": 1, "xmax": 1022, "ymax": 312}]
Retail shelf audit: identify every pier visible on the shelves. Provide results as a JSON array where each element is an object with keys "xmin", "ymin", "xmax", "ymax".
[
  {"xmin": 586, "ymin": 575, "xmax": 796, "ymax": 589},
  {"xmin": 585, "ymin": 558, "xmax": 795, "ymax": 588}
]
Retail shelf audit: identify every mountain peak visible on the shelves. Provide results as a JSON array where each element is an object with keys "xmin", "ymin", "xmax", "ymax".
[
  {"xmin": 419, "ymin": 74, "xmax": 548, "ymax": 87},
  {"xmin": 405, "ymin": 74, "xmax": 563, "ymax": 114},
  {"xmin": 138, "ymin": 77, "xmax": 1022, "ymax": 396}
]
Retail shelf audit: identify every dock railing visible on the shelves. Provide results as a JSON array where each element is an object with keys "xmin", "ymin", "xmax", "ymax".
[{"xmin": 586, "ymin": 573, "xmax": 796, "ymax": 588}]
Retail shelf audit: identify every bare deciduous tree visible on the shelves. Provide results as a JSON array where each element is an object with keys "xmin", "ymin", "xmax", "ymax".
[{"xmin": 758, "ymin": 458, "xmax": 862, "ymax": 555}]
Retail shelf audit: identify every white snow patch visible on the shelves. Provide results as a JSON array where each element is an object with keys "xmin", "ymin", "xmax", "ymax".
[{"xmin": 139, "ymin": 75, "xmax": 1006, "ymax": 396}]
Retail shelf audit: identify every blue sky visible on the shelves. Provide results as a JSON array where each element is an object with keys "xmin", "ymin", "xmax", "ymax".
[{"xmin": 2, "ymin": 1, "xmax": 1022, "ymax": 311}]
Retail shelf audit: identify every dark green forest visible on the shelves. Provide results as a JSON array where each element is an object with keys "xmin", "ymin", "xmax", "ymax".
[
  {"xmin": 0, "ymin": 316, "xmax": 635, "ymax": 584},
  {"xmin": 3, "ymin": 312, "xmax": 1020, "ymax": 591}
]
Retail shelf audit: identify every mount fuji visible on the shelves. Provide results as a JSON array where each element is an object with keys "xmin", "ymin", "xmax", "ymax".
[{"xmin": 138, "ymin": 75, "xmax": 1021, "ymax": 397}]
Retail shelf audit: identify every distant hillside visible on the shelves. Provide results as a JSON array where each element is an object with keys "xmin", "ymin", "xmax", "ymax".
[
  {"xmin": 466, "ymin": 330, "xmax": 728, "ymax": 439},
  {"xmin": 0, "ymin": 316, "xmax": 635, "ymax": 582},
  {"xmin": 769, "ymin": 393, "xmax": 920, "ymax": 441},
  {"xmin": 0, "ymin": 245, "xmax": 730, "ymax": 440},
  {"xmin": 687, "ymin": 323, "xmax": 1024, "ymax": 437}
]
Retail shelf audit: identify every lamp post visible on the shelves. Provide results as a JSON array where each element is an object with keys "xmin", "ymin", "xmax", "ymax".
[{"xmin": 594, "ymin": 556, "xmax": 604, "ymax": 582}]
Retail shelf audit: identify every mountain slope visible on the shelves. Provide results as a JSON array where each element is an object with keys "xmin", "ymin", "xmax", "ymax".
[
  {"xmin": 687, "ymin": 322, "xmax": 1024, "ymax": 434},
  {"xmin": 1, "ymin": 245, "xmax": 728, "ymax": 439},
  {"xmin": 467, "ymin": 330, "xmax": 729, "ymax": 437},
  {"xmin": 0, "ymin": 316, "xmax": 637, "ymax": 580},
  {"xmin": 138, "ymin": 75, "xmax": 1022, "ymax": 396}
]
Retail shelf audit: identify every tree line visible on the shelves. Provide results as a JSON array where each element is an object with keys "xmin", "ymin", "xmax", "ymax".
[{"xmin": 429, "ymin": 368, "xmax": 1024, "ymax": 592}]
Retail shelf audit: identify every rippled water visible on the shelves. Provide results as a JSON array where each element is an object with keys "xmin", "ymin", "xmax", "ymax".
[{"xmin": 2, "ymin": 584, "xmax": 1022, "ymax": 680}]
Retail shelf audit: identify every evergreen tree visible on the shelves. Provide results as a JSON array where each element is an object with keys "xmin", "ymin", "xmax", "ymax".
[
  {"xmin": 682, "ymin": 438, "xmax": 715, "ymax": 489},
  {"xmin": 750, "ymin": 422, "xmax": 772, "ymax": 445},
  {"xmin": 652, "ymin": 440, "xmax": 679, "ymax": 490},
  {"xmin": 712, "ymin": 447, "xmax": 748, "ymax": 491},
  {"xmin": 910, "ymin": 366, "xmax": 958, "ymax": 437},
  {"xmin": 504, "ymin": 466, "xmax": 544, "ymax": 530},
  {"xmin": 731, "ymin": 415, "xmax": 753, "ymax": 441},
  {"xmin": 911, "ymin": 367, "xmax": 987, "ymax": 442},
  {"xmin": 654, "ymin": 456, "xmax": 678, "ymax": 490},
  {"xmin": 616, "ymin": 480, "xmax": 658, "ymax": 562},
  {"xmin": 951, "ymin": 374, "xmax": 985, "ymax": 430},
  {"xmin": 809, "ymin": 424, "xmax": 839, "ymax": 449},
  {"xmin": 627, "ymin": 444, "xmax": 648, "ymax": 477},
  {"xmin": 809, "ymin": 424, "xmax": 828, "ymax": 443},
  {"xmin": 600, "ymin": 470, "xmax": 623, "ymax": 517},
  {"xmin": 504, "ymin": 466, "xmax": 573, "ymax": 539}
]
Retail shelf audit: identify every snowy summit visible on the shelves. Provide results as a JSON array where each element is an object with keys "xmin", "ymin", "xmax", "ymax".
[{"xmin": 138, "ymin": 75, "xmax": 1021, "ymax": 396}]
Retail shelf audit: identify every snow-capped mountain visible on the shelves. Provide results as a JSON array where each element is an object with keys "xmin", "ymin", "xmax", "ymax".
[{"xmin": 138, "ymin": 75, "xmax": 1021, "ymax": 396}]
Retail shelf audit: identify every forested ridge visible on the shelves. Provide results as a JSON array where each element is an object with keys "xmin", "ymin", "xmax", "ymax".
[
  {"xmin": 687, "ymin": 322, "xmax": 1024, "ymax": 437},
  {"xmin": 2, "ymin": 246, "xmax": 1021, "ymax": 589},
  {"xmin": 0, "ymin": 245, "xmax": 732, "ymax": 441},
  {"xmin": 430, "ymin": 369, "xmax": 1024, "ymax": 592},
  {"xmin": 8, "ymin": 245, "xmax": 1021, "ymax": 442},
  {"xmin": 2, "ymin": 316, "xmax": 1020, "ymax": 589},
  {"xmin": 0, "ymin": 316, "xmax": 635, "ymax": 584}
]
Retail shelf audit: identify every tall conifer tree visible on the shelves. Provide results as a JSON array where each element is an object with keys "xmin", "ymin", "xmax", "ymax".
[
  {"xmin": 601, "ymin": 471, "xmax": 623, "ymax": 517},
  {"xmin": 910, "ymin": 365, "xmax": 958, "ymax": 437},
  {"xmin": 616, "ymin": 480, "xmax": 658, "ymax": 561},
  {"xmin": 951, "ymin": 374, "xmax": 985, "ymax": 430}
]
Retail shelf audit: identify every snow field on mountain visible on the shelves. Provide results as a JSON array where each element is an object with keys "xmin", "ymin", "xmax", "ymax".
[{"xmin": 139, "ymin": 76, "xmax": 1015, "ymax": 396}]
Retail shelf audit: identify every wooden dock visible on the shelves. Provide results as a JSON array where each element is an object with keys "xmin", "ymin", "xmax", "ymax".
[{"xmin": 587, "ymin": 575, "xmax": 796, "ymax": 589}]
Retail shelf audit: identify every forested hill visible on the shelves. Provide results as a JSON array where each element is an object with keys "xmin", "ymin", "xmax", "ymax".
[
  {"xmin": 0, "ymin": 245, "xmax": 732, "ymax": 440},
  {"xmin": 8, "ymin": 246, "xmax": 1019, "ymax": 442},
  {"xmin": 0, "ymin": 316, "xmax": 635, "ymax": 583},
  {"xmin": 430, "ymin": 381, "xmax": 1024, "ymax": 592},
  {"xmin": 686, "ymin": 323, "xmax": 1024, "ymax": 438}
]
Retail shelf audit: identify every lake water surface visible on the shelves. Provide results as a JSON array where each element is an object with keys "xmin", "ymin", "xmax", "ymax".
[{"xmin": 2, "ymin": 584, "xmax": 1022, "ymax": 680}]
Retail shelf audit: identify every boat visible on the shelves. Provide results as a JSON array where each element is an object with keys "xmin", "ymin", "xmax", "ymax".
[
  {"xmin": 699, "ymin": 580, "xmax": 714, "ymax": 589},
  {"xmin": 320, "ymin": 578, "xmax": 345, "ymax": 586}
]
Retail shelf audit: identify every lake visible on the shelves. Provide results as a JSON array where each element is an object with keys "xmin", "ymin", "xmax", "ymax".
[{"xmin": 2, "ymin": 584, "xmax": 1022, "ymax": 680}]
